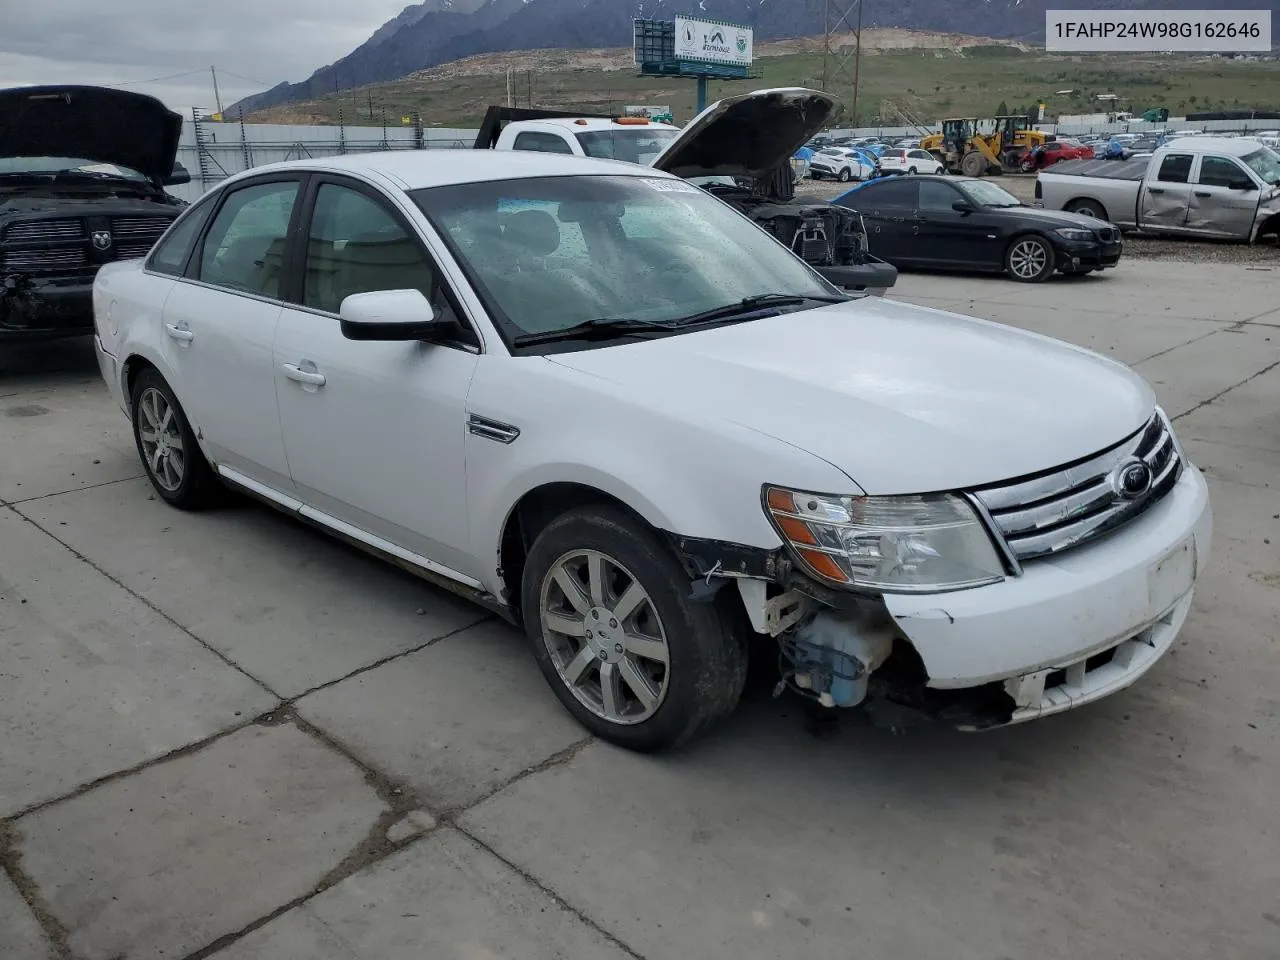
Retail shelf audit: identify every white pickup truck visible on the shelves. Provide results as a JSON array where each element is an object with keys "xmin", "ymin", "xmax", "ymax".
[{"xmin": 1035, "ymin": 136, "xmax": 1280, "ymax": 242}]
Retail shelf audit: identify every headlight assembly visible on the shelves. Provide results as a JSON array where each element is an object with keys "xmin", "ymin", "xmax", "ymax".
[
  {"xmin": 764, "ymin": 486, "xmax": 1006, "ymax": 593},
  {"xmin": 1055, "ymin": 228, "xmax": 1095, "ymax": 241}
]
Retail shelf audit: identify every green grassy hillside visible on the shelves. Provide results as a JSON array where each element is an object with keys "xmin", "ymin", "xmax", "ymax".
[{"xmin": 246, "ymin": 43, "xmax": 1280, "ymax": 130}]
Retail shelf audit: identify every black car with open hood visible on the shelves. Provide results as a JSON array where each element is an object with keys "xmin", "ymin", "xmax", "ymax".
[{"xmin": 0, "ymin": 85, "xmax": 190, "ymax": 343}]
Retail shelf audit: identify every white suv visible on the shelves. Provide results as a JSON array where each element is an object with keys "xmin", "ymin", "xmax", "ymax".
[{"xmin": 92, "ymin": 147, "xmax": 1212, "ymax": 751}]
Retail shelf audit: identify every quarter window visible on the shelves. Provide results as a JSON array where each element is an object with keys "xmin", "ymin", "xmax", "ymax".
[
  {"xmin": 1156, "ymin": 154, "xmax": 1193, "ymax": 183},
  {"xmin": 303, "ymin": 183, "xmax": 436, "ymax": 315},
  {"xmin": 148, "ymin": 196, "xmax": 216, "ymax": 276},
  {"xmin": 197, "ymin": 180, "xmax": 300, "ymax": 298},
  {"xmin": 512, "ymin": 132, "xmax": 574, "ymax": 155}
]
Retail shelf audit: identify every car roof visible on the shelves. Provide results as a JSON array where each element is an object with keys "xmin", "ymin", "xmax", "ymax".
[
  {"xmin": 513, "ymin": 117, "xmax": 678, "ymax": 134},
  {"xmin": 211, "ymin": 149, "xmax": 666, "ymax": 191},
  {"xmin": 1162, "ymin": 136, "xmax": 1266, "ymax": 156}
]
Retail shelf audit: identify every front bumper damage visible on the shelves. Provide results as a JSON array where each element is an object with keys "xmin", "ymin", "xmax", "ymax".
[
  {"xmin": 0, "ymin": 274, "xmax": 96, "ymax": 340},
  {"xmin": 668, "ymin": 462, "xmax": 1212, "ymax": 731}
]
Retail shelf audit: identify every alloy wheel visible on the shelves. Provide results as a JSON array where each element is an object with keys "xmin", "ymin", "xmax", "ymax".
[
  {"xmin": 137, "ymin": 386, "xmax": 185, "ymax": 492},
  {"xmin": 538, "ymin": 548, "xmax": 671, "ymax": 725},
  {"xmin": 1008, "ymin": 239, "xmax": 1049, "ymax": 280}
]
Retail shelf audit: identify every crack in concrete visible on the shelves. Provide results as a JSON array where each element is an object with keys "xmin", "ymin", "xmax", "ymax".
[
  {"xmin": 1172, "ymin": 358, "xmax": 1280, "ymax": 423},
  {"xmin": 6, "ymin": 473, "xmax": 145, "ymax": 507},
  {"xmin": 451, "ymin": 823, "xmax": 648, "ymax": 960},
  {"xmin": 0, "ymin": 822, "xmax": 74, "ymax": 960},
  {"xmin": 9, "ymin": 506, "xmax": 283, "ymax": 701}
]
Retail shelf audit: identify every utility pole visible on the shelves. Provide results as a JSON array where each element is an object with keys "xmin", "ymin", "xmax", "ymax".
[
  {"xmin": 209, "ymin": 65, "xmax": 224, "ymax": 117},
  {"xmin": 852, "ymin": 0, "xmax": 863, "ymax": 127}
]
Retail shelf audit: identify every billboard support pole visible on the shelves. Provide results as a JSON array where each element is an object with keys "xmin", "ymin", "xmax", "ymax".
[{"xmin": 696, "ymin": 76, "xmax": 708, "ymax": 113}]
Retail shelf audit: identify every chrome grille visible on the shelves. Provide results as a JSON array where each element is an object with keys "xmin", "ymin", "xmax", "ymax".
[
  {"xmin": 115, "ymin": 242, "xmax": 156, "ymax": 260},
  {"xmin": 111, "ymin": 216, "xmax": 171, "ymax": 240},
  {"xmin": 2, "ymin": 219, "xmax": 85, "ymax": 244},
  {"xmin": 2, "ymin": 248, "xmax": 89, "ymax": 271},
  {"xmin": 973, "ymin": 413, "xmax": 1182, "ymax": 562}
]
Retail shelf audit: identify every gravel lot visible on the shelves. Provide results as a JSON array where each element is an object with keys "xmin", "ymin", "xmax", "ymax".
[
  {"xmin": 797, "ymin": 174, "xmax": 1280, "ymax": 265},
  {"xmin": 1, "ymin": 261, "xmax": 1278, "ymax": 959}
]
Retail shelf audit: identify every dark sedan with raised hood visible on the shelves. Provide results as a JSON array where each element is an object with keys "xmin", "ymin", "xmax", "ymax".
[
  {"xmin": 834, "ymin": 174, "xmax": 1124, "ymax": 283},
  {"xmin": 0, "ymin": 85, "xmax": 190, "ymax": 342}
]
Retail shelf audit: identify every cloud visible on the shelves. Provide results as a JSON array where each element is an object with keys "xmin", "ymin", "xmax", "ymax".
[{"xmin": 0, "ymin": 0, "xmax": 415, "ymax": 113}]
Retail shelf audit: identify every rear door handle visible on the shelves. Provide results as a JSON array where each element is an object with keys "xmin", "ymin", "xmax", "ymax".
[
  {"xmin": 1194, "ymin": 191, "xmax": 1211, "ymax": 197},
  {"xmin": 164, "ymin": 323, "xmax": 194, "ymax": 342},
  {"xmin": 281, "ymin": 363, "xmax": 326, "ymax": 387}
]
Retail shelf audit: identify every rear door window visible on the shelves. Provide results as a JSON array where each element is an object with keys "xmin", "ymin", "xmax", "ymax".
[
  {"xmin": 196, "ymin": 180, "xmax": 301, "ymax": 299},
  {"xmin": 1156, "ymin": 154, "xmax": 1193, "ymax": 183}
]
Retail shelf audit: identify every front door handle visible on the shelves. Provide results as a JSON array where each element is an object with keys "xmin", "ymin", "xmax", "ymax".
[
  {"xmin": 1147, "ymin": 187, "xmax": 1165, "ymax": 194},
  {"xmin": 164, "ymin": 323, "xmax": 194, "ymax": 342},
  {"xmin": 281, "ymin": 363, "xmax": 326, "ymax": 387}
]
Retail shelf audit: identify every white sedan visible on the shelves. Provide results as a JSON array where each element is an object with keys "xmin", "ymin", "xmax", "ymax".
[
  {"xmin": 877, "ymin": 148, "xmax": 946, "ymax": 175},
  {"xmin": 93, "ymin": 149, "xmax": 1212, "ymax": 751}
]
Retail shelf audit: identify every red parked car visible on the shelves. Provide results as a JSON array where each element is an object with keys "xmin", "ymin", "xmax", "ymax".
[{"xmin": 1020, "ymin": 139, "xmax": 1094, "ymax": 171}]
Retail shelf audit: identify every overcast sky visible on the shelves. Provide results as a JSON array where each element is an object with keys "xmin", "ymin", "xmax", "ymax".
[{"xmin": 0, "ymin": 0, "xmax": 415, "ymax": 115}]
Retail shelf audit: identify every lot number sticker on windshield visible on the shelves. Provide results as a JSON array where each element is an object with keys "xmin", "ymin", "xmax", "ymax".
[{"xmin": 640, "ymin": 178, "xmax": 702, "ymax": 194}]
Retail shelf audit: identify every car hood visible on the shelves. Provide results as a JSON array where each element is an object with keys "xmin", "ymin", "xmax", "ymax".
[
  {"xmin": 990, "ymin": 205, "xmax": 1120, "ymax": 230},
  {"xmin": 0, "ymin": 85, "xmax": 183, "ymax": 183},
  {"xmin": 546, "ymin": 299, "xmax": 1154, "ymax": 494},
  {"xmin": 652, "ymin": 87, "xmax": 836, "ymax": 180}
]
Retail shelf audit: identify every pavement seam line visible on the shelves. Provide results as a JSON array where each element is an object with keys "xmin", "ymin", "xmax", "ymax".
[
  {"xmin": 0, "ymin": 713, "xmax": 269, "ymax": 824},
  {"xmin": 452, "ymin": 821, "xmax": 648, "ymax": 960},
  {"xmin": 287, "ymin": 613, "xmax": 494, "ymax": 702},
  {"xmin": 177, "ymin": 708, "xmax": 443, "ymax": 960},
  {"xmin": 7, "ymin": 472, "xmax": 146, "ymax": 507},
  {"xmin": 1172, "ymin": 357, "xmax": 1280, "ymax": 423},
  {"xmin": 8, "ymin": 506, "xmax": 283, "ymax": 700},
  {"xmin": 1, "ymin": 815, "xmax": 98, "ymax": 959}
]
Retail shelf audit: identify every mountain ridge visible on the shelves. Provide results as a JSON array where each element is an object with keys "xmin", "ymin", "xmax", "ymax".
[{"xmin": 227, "ymin": 0, "xmax": 1279, "ymax": 117}]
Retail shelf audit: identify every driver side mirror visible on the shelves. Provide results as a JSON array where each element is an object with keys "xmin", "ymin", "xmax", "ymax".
[
  {"xmin": 952, "ymin": 200, "xmax": 975, "ymax": 214},
  {"xmin": 163, "ymin": 162, "xmax": 191, "ymax": 186},
  {"xmin": 339, "ymin": 289, "xmax": 451, "ymax": 342}
]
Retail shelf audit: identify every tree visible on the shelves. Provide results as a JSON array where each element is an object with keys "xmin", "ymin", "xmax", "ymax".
[{"xmin": 997, "ymin": 100, "xmax": 1009, "ymax": 115}]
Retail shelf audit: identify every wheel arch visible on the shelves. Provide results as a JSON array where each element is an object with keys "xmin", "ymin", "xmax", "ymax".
[
  {"xmin": 495, "ymin": 479, "xmax": 673, "ymax": 623},
  {"xmin": 1065, "ymin": 196, "xmax": 1112, "ymax": 221}
]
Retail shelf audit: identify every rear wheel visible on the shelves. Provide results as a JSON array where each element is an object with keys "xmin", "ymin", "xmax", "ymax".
[
  {"xmin": 1066, "ymin": 199, "xmax": 1108, "ymax": 221},
  {"xmin": 1005, "ymin": 234, "xmax": 1056, "ymax": 283},
  {"xmin": 907, "ymin": 166, "xmax": 917, "ymax": 175},
  {"xmin": 130, "ymin": 368, "xmax": 220, "ymax": 508},
  {"xmin": 521, "ymin": 506, "xmax": 747, "ymax": 752}
]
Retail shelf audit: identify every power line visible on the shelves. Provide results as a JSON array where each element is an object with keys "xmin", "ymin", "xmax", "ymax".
[
  {"xmin": 110, "ymin": 69, "xmax": 206, "ymax": 87},
  {"xmin": 216, "ymin": 69, "xmax": 273, "ymax": 88}
]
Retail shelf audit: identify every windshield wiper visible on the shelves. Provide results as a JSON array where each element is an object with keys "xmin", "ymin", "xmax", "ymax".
[
  {"xmin": 511, "ymin": 317, "xmax": 681, "ymax": 347},
  {"xmin": 668, "ymin": 293, "xmax": 849, "ymax": 328}
]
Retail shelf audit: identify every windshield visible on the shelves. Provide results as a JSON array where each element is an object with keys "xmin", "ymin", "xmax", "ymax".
[
  {"xmin": 412, "ymin": 174, "xmax": 835, "ymax": 347},
  {"xmin": 0, "ymin": 156, "xmax": 148, "ymax": 180},
  {"xmin": 1241, "ymin": 148, "xmax": 1280, "ymax": 185},
  {"xmin": 574, "ymin": 128, "xmax": 680, "ymax": 165},
  {"xmin": 962, "ymin": 180, "xmax": 1022, "ymax": 207}
]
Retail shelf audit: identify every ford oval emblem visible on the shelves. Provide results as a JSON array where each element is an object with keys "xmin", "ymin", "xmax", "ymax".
[{"xmin": 1111, "ymin": 457, "xmax": 1153, "ymax": 500}]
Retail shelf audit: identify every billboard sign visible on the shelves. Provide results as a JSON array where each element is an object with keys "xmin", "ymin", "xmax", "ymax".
[{"xmin": 674, "ymin": 16, "xmax": 753, "ymax": 68}]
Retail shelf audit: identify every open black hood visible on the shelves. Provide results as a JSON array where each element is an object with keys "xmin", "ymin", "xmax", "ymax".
[
  {"xmin": 652, "ymin": 88, "xmax": 837, "ymax": 180},
  {"xmin": 0, "ymin": 85, "xmax": 183, "ymax": 183}
]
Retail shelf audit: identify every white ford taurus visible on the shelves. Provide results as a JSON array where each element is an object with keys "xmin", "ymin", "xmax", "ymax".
[{"xmin": 93, "ymin": 150, "xmax": 1212, "ymax": 750}]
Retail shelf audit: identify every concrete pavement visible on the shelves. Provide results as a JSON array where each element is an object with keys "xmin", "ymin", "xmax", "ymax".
[{"xmin": 1, "ymin": 259, "xmax": 1277, "ymax": 959}]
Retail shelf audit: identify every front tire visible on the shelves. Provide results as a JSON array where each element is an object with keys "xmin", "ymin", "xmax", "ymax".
[
  {"xmin": 521, "ymin": 507, "xmax": 747, "ymax": 752},
  {"xmin": 1005, "ymin": 234, "xmax": 1056, "ymax": 283},
  {"xmin": 838, "ymin": 168, "xmax": 852, "ymax": 182},
  {"xmin": 130, "ymin": 368, "xmax": 220, "ymax": 509}
]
